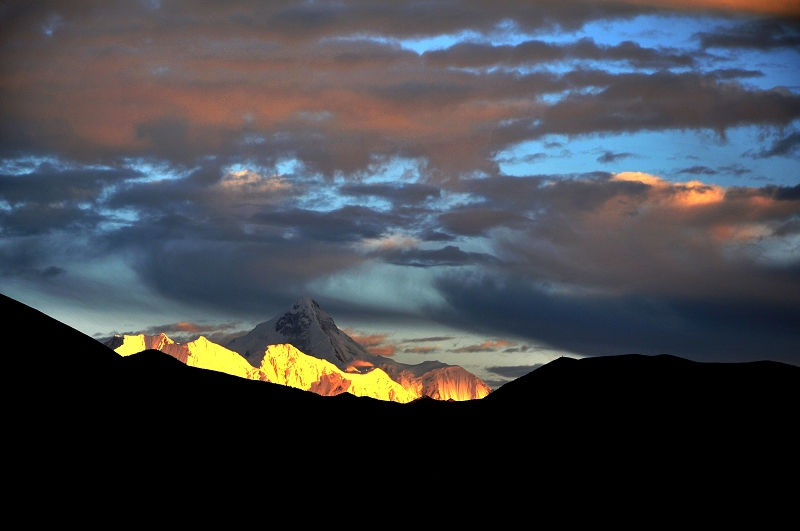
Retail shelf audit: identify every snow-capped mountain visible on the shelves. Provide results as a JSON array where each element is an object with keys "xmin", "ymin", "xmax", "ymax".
[
  {"xmin": 226, "ymin": 296, "xmax": 491, "ymax": 400},
  {"xmin": 107, "ymin": 296, "xmax": 490, "ymax": 401},
  {"xmin": 108, "ymin": 333, "xmax": 417, "ymax": 402},
  {"xmin": 227, "ymin": 296, "xmax": 369, "ymax": 368}
]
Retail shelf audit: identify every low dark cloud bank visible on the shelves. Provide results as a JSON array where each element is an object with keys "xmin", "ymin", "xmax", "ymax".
[
  {"xmin": 486, "ymin": 365, "xmax": 544, "ymax": 379},
  {"xmin": 434, "ymin": 273, "xmax": 800, "ymax": 364}
]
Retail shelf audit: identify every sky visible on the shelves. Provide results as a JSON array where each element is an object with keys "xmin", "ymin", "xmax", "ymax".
[{"xmin": 1, "ymin": 0, "xmax": 798, "ymax": 387}]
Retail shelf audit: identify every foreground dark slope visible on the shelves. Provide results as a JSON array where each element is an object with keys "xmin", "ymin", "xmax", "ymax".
[
  {"xmin": 5, "ymin": 292, "xmax": 797, "ymax": 483},
  {"xmin": 486, "ymin": 354, "xmax": 797, "ymax": 449}
]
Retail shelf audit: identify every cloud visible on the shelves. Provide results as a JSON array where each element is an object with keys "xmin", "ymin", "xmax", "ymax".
[
  {"xmin": 677, "ymin": 165, "xmax": 718, "ymax": 175},
  {"xmin": 422, "ymin": 37, "xmax": 695, "ymax": 69},
  {"xmin": 403, "ymin": 346, "xmax": 440, "ymax": 354},
  {"xmin": 138, "ymin": 321, "xmax": 246, "ymax": 344},
  {"xmin": 717, "ymin": 164, "xmax": 752, "ymax": 176},
  {"xmin": 697, "ymin": 18, "xmax": 800, "ymax": 50},
  {"xmin": 401, "ymin": 336, "xmax": 456, "ymax": 343},
  {"xmin": 345, "ymin": 329, "xmax": 396, "ymax": 356},
  {"xmin": 374, "ymin": 245, "xmax": 500, "ymax": 268},
  {"xmin": 485, "ymin": 364, "xmax": 544, "ymax": 378},
  {"xmin": 1, "ymin": 1, "xmax": 797, "ymax": 368},
  {"xmin": 366, "ymin": 346, "xmax": 396, "ymax": 356},
  {"xmin": 340, "ymin": 183, "xmax": 440, "ymax": 205},
  {"xmin": 451, "ymin": 339, "xmax": 517, "ymax": 353},
  {"xmin": 709, "ymin": 68, "xmax": 764, "ymax": 80},
  {"xmin": 439, "ymin": 208, "xmax": 530, "ymax": 236},
  {"xmin": 0, "ymin": 162, "xmax": 144, "ymax": 235},
  {"xmin": 0, "ymin": 163, "xmax": 142, "ymax": 206},
  {"xmin": 754, "ymin": 131, "xmax": 800, "ymax": 158},
  {"xmin": 345, "ymin": 330, "xmax": 390, "ymax": 348},
  {"xmin": 420, "ymin": 172, "xmax": 800, "ymax": 363},
  {"xmin": 760, "ymin": 183, "xmax": 800, "ymax": 201},
  {"xmin": 0, "ymin": 202, "xmax": 105, "ymax": 236},
  {"xmin": 525, "ymin": 71, "xmax": 800, "ymax": 141},
  {"xmin": 252, "ymin": 206, "xmax": 398, "ymax": 243},
  {"xmin": 2, "ymin": 6, "xmax": 797, "ymax": 180},
  {"xmin": 217, "ymin": 170, "xmax": 294, "ymax": 197},
  {"xmin": 597, "ymin": 151, "xmax": 635, "ymax": 163},
  {"xmin": 435, "ymin": 172, "xmax": 800, "ymax": 310},
  {"xmin": 0, "ymin": 244, "xmax": 67, "ymax": 280},
  {"xmin": 434, "ymin": 271, "xmax": 800, "ymax": 364}
]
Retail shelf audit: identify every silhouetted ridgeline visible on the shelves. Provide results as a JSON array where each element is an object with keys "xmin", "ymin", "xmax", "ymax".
[{"xmin": 5, "ymin": 293, "xmax": 797, "ymax": 490}]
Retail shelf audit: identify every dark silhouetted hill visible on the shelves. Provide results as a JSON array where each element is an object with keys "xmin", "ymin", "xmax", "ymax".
[{"xmin": 4, "ymin": 292, "xmax": 797, "ymax": 490}]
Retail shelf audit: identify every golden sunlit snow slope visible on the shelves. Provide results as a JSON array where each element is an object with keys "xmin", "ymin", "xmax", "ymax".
[{"xmin": 112, "ymin": 334, "xmax": 416, "ymax": 402}]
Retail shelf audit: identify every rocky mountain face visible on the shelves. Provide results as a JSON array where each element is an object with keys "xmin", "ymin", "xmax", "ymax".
[
  {"xmin": 109, "ymin": 333, "xmax": 417, "ymax": 402},
  {"xmin": 109, "ymin": 296, "xmax": 490, "ymax": 402},
  {"xmin": 227, "ymin": 296, "xmax": 368, "ymax": 367},
  {"xmin": 226, "ymin": 296, "xmax": 491, "ymax": 400}
]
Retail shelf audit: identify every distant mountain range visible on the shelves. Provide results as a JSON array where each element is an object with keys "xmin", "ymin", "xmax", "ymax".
[{"xmin": 106, "ymin": 296, "xmax": 491, "ymax": 402}]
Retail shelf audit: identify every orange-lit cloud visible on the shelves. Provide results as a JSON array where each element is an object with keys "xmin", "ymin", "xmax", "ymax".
[
  {"xmin": 348, "ymin": 360, "xmax": 375, "ymax": 367},
  {"xmin": 612, "ymin": 172, "xmax": 726, "ymax": 206},
  {"xmin": 616, "ymin": 0, "xmax": 800, "ymax": 16},
  {"xmin": 345, "ymin": 330, "xmax": 390, "ymax": 348},
  {"xmin": 367, "ymin": 346, "xmax": 396, "ymax": 356},
  {"xmin": 344, "ymin": 359, "xmax": 375, "ymax": 372},
  {"xmin": 484, "ymin": 173, "xmax": 800, "ymax": 305},
  {"xmin": 2, "ymin": 4, "xmax": 797, "ymax": 179},
  {"xmin": 172, "ymin": 322, "xmax": 202, "ymax": 333},
  {"xmin": 345, "ymin": 329, "xmax": 396, "ymax": 356}
]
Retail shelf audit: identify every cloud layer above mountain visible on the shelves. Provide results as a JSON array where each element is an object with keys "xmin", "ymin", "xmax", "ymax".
[{"xmin": 1, "ymin": 1, "xmax": 798, "ymax": 366}]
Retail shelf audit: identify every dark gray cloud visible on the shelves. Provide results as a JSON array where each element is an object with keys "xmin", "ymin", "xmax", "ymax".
[
  {"xmin": 709, "ymin": 68, "xmax": 764, "ymax": 80},
  {"xmin": 677, "ymin": 165, "xmax": 717, "ymax": 175},
  {"xmin": 717, "ymin": 164, "xmax": 752, "ymax": 176},
  {"xmin": 754, "ymin": 131, "xmax": 800, "ymax": 158},
  {"xmin": 439, "ymin": 207, "xmax": 531, "ymax": 236},
  {"xmin": 773, "ymin": 218, "xmax": 800, "ymax": 236},
  {"xmin": 0, "ymin": 163, "xmax": 142, "ymax": 206},
  {"xmin": 139, "ymin": 321, "xmax": 247, "ymax": 345},
  {"xmin": 524, "ymin": 71, "xmax": 800, "ymax": 140},
  {"xmin": 340, "ymin": 183, "xmax": 440, "ymax": 205},
  {"xmin": 451, "ymin": 339, "xmax": 517, "ymax": 353},
  {"xmin": 761, "ymin": 183, "xmax": 800, "ymax": 201},
  {"xmin": 597, "ymin": 151, "xmax": 635, "ymax": 163},
  {"xmin": 374, "ymin": 245, "xmax": 499, "ymax": 268},
  {"xmin": 0, "ymin": 203, "xmax": 104, "ymax": 236},
  {"xmin": 253, "ymin": 205, "xmax": 398, "ymax": 243},
  {"xmin": 433, "ymin": 272, "xmax": 800, "ymax": 364},
  {"xmin": 419, "ymin": 230, "xmax": 457, "ymax": 242},
  {"xmin": 0, "ymin": 240, "xmax": 67, "ymax": 280},
  {"xmin": 455, "ymin": 173, "xmax": 642, "ymax": 213},
  {"xmin": 0, "ymin": 161, "xmax": 137, "ymax": 235},
  {"xmin": 422, "ymin": 38, "xmax": 695, "ymax": 69},
  {"xmin": 697, "ymin": 19, "xmax": 800, "ymax": 51},
  {"xmin": 401, "ymin": 336, "xmax": 456, "ymax": 343},
  {"xmin": 485, "ymin": 364, "xmax": 543, "ymax": 378},
  {"xmin": 124, "ymin": 236, "xmax": 364, "ymax": 313}
]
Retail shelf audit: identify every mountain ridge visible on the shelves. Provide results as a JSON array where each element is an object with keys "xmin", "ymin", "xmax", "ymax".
[{"xmin": 223, "ymin": 296, "xmax": 491, "ymax": 400}]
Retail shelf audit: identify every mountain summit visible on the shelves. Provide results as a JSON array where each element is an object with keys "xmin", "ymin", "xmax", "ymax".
[
  {"xmin": 225, "ymin": 296, "xmax": 491, "ymax": 400},
  {"xmin": 107, "ymin": 296, "xmax": 490, "ymax": 401},
  {"xmin": 227, "ymin": 296, "xmax": 369, "ymax": 368}
]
